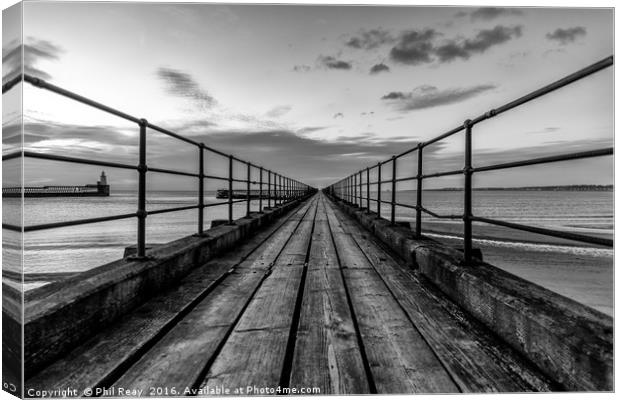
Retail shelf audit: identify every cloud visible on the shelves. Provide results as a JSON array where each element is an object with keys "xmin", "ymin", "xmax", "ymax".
[
  {"xmin": 2, "ymin": 38, "xmax": 63, "ymax": 84},
  {"xmin": 525, "ymin": 127, "xmax": 560, "ymax": 134},
  {"xmin": 369, "ymin": 63, "xmax": 390, "ymax": 74},
  {"xmin": 546, "ymin": 27, "xmax": 587, "ymax": 45},
  {"xmin": 293, "ymin": 64, "xmax": 311, "ymax": 72},
  {"xmin": 296, "ymin": 126, "xmax": 328, "ymax": 135},
  {"xmin": 265, "ymin": 105, "xmax": 292, "ymax": 118},
  {"xmin": 389, "ymin": 29, "xmax": 438, "ymax": 65},
  {"xmin": 469, "ymin": 7, "xmax": 523, "ymax": 21},
  {"xmin": 345, "ymin": 28, "xmax": 395, "ymax": 50},
  {"xmin": 317, "ymin": 55, "xmax": 352, "ymax": 70},
  {"xmin": 435, "ymin": 25, "xmax": 522, "ymax": 62},
  {"xmin": 381, "ymin": 84, "xmax": 496, "ymax": 111},
  {"xmin": 156, "ymin": 67, "xmax": 217, "ymax": 109},
  {"xmin": 333, "ymin": 113, "xmax": 344, "ymax": 119}
]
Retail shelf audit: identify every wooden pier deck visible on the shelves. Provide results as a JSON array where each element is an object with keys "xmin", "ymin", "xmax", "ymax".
[{"xmin": 27, "ymin": 193, "xmax": 557, "ymax": 395}]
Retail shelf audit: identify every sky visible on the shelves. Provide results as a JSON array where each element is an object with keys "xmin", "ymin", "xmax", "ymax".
[{"xmin": 1, "ymin": 2, "xmax": 614, "ymax": 190}]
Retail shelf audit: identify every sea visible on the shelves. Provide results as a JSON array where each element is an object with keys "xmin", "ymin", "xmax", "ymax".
[{"xmin": 2, "ymin": 190, "xmax": 614, "ymax": 315}]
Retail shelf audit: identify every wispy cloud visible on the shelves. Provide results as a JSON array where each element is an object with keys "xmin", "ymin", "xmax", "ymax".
[
  {"xmin": 2, "ymin": 38, "xmax": 63, "ymax": 83},
  {"xmin": 369, "ymin": 63, "xmax": 390, "ymax": 74},
  {"xmin": 345, "ymin": 28, "xmax": 395, "ymax": 50},
  {"xmin": 317, "ymin": 55, "xmax": 352, "ymax": 70},
  {"xmin": 546, "ymin": 27, "xmax": 587, "ymax": 45},
  {"xmin": 265, "ymin": 105, "xmax": 293, "ymax": 118},
  {"xmin": 156, "ymin": 67, "xmax": 217, "ymax": 110},
  {"xmin": 381, "ymin": 84, "xmax": 496, "ymax": 112}
]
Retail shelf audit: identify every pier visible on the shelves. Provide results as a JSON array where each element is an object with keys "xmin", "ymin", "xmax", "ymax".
[
  {"xmin": 19, "ymin": 192, "xmax": 612, "ymax": 394},
  {"xmin": 2, "ymin": 172, "xmax": 110, "ymax": 198},
  {"xmin": 2, "ymin": 56, "xmax": 613, "ymax": 396}
]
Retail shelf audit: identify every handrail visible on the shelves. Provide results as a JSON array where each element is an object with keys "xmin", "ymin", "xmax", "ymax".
[
  {"xmin": 325, "ymin": 55, "xmax": 613, "ymax": 264},
  {"xmin": 2, "ymin": 75, "xmax": 316, "ymax": 258}
]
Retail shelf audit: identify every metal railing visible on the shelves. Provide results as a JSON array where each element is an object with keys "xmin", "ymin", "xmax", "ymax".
[
  {"xmin": 2, "ymin": 74, "xmax": 315, "ymax": 259},
  {"xmin": 325, "ymin": 55, "xmax": 613, "ymax": 264}
]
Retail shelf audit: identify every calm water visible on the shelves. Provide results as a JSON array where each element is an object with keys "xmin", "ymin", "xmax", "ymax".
[{"xmin": 2, "ymin": 190, "xmax": 614, "ymax": 314}]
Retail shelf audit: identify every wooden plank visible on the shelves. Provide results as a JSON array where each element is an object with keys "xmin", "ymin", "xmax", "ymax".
[
  {"xmin": 290, "ymin": 198, "xmax": 369, "ymax": 394},
  {"xmin": 106, "ymin": 198, "xmax": 319, "ymax": 392},
  {"xmin": 323, "ymin": 197, "xmax": 459, "ymax": 394},
  {"xmin": 26, "ymin": 198, "xmax": 315, "ymax": 393},
  {"xmin": 200, "ymin": 199, "xmax": 318, "ymax": 390},
  {"xmin": 327, "ymin": 198, "xmax": 554, "ymax": 392}
]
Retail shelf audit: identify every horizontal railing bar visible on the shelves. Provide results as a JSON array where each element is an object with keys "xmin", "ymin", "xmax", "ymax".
[
  {"xmin": 204, "ymin": 175, "xmax": 229, "ymax": 181},
  {"xmin": 394, "ymin": 146, "xmax": 419, "ymax": 159},
  {"xmin": 23, "ymin": 213, "xmax": 138, "ymax": 232},
  {"xmin": 147, "ymin": 122, "xmax": 200, "ymax": 147},
  {"xmin": 2, "ymin": 151, "xmax": 22, "ymax": 161},
  {"xmin": 420, "ymin": 206, "xmax": 462, "ymax": 219},
  {"xmin": 22, "ymin": 151, "xmax": 137, "ymax": 170},
  {"xmin": 424, "ymin": 125, "xmax": 465, "ymax": 148},
  {"xmin": 472, "ymin": 216, "xmax": 613, "ymax": 247},
  {"xmin": 204, "ymin": 199, "xmax": 247, "ymax": 208},
  {"xmin": 147, "ymin": 205, "xmax": 199, "ymax": 216},
  {"xmin": 2, "ymin": 74, "xmax": 22, "ymax": 93},
  {"xmin": 148, "ymin": 167, "xmax": 200, "ymax": 178},
  {"xmin": 202, "ymin": 145, "xmax": 229, "ymax": 159},
  {"xmin": 394, "ymin": 202, "xmax": 417, "ymax": 210},
  {"xmin": 421, "ymin": 169, "xmax": 463, "ymax": 179},
  {"xmin": 24, "ymin": 75, "xmax": 142, "ymax": 124},
  {"xmin": 472, "ymin": 148, "xmax": 613, "ymax": 173},
  {"xmin": 394, "ymin": 176, "xmax": 418, "ymax": 183},
  {"xmin": 2, "ymin": 223, "xmax": 20, "ymax": 232},
  {"xmin": 471, "ymin": 55, "xmax": 613, "ymax": 125}
]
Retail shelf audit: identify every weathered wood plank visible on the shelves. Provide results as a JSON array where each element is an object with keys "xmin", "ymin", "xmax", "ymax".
[
  {"xmin": 328, "ymin": 196, "xmax": 555, "ymax": 392},
  {"xmin": 106, "ymin": 198, "xmax": 318, "ymax": 393},
  {"xmin": 26, "ymin": 199, "xmax": 315, "ymax": 393},
  {"xmin": 201, "ymin": 199, "xmax": 318, "ymax": 390},
  {"xmin": 324, "ymin": 198, "xmax": 459, "ymax": 394},
  {"xmin": 290, "ymin": 198, "xmax": 369, "ymax": 394}
]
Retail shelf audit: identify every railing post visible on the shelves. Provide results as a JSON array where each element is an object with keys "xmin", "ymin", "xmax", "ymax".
[
  {"xmin": 135, "ymin": 118, "xmax": 148, "ymax": 259},
  {"xmin": 228, "ymin": 155, "xmax": 233, "ymax": 224},
  {"xmin": 267, "ymin": 170, "xmax": 271, "ymax": 208},
  {"xmin": 377, "ymin": 162, "xmax": 382, "ymax": 218},
  {"xmin": 463, "ymin": 119, "xmax": 473, "ymax": 264},
  {"xmin": 391, "ymin": 156, "xmax": 397, "ymax": 225},
  {"xmin": 359, "ymin": 171, "xmax": 362, "ymax": 207},
  {"xmin": 198, "ymin": 143, "xmax": 204, "ymax": 235},
  {"xmin": 416, "ymin": 144, "xmax": 423, "ymax": 237},
  {"xmin": 259, "ymin": 167, "xmax": 263, "ymax": 212},
  {"xmin": 354, "ymin": 172, "xmax": 357, "ymax": 207},
  {"xmin": 366, "ymin": 167, "xmax": 370, "ymax": 211},
  {"xmin": 278, "ymin": 174, "xmax": 282, "ymax": 206},
  {"xmin": 246, "ymin": 163, "xmax": 251, "ymax": 216}
]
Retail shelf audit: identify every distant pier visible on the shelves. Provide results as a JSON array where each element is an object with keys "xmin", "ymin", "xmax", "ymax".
[{"xmin": 2, "ymin": 171, "xmax": 110, "ymax": 198}]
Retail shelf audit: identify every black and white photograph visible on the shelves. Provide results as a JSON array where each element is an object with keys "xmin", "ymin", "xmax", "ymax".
[{"xmin": 1, "ymin": 0, "xmax": 615, "ymax": 397}]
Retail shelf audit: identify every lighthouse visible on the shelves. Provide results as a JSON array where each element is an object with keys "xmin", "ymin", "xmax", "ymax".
[{"xmin": 97, "ymin": 171, "xmax": 110, "ymax": 195}]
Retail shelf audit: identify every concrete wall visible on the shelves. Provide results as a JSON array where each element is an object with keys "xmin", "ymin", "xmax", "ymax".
[
  {"xmin": 20, "ymin": 197, "xmax": 310, "ymax": 378},
  {"xmin": 327, "ymin": 195, "xmax": 613, "ymax": 391}
]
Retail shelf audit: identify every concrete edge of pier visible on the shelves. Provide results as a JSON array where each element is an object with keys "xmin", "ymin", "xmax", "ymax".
[
  {"xmin": 326, "ymin": 194, "xmax": 613, "ymax": 392},
  {"xmin": 9, "ymin": 196, "xmax": 312, "ymax": 377}
]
